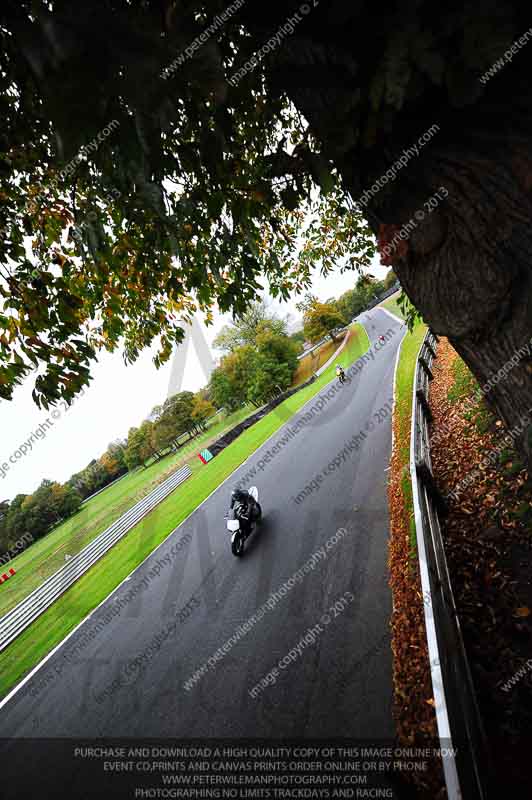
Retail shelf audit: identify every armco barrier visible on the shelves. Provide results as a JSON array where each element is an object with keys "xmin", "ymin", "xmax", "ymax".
[
  {"xmin": 0, "ymin": 464, "xmax": 191, "ymax": 653},
  {"xmin": 410, "ymin": 330, "xmax": 490, "ymax": 799}
]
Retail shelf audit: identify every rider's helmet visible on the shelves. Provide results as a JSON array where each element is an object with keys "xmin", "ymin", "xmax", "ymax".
[{"xmin": 231, "ymin": 487, "xmax": 248, "ymax": 504}]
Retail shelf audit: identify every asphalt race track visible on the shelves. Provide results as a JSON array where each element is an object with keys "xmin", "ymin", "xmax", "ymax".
[{"xmin": 0, "ymin": 307, "xmax": 406, "ymax": 795}]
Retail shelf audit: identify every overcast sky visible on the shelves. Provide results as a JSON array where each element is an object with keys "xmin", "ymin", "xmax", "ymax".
[{"xmin": 0, "ymin": 254, "xmax": 387, "ymax": 501}]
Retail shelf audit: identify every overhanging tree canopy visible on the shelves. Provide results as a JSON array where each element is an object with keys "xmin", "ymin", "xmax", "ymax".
[
  {"xmin": 0, "ymin": 0, "xmax": 373, "ymax": 407},
  {"xmin": 1, "ymin": 1, "xmax": 531, "ymax": 461}
]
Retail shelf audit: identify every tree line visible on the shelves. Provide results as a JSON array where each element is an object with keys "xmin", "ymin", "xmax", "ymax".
[
  {"xmin": 209, "ymin": 302, "xmax": 300, "ymax": 411},
  {"xmin": 0, "ymin": 390, "xmax": 215, "ymax": 562}
]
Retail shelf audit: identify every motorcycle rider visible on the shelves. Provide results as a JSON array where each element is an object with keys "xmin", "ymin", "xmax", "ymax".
[
  {"xmin": 336, "ymin": 364, "xmax": 346, "ymax": 383},
  {"xmin": 230, "ymin": 487, "xmax": 259, "ymax": 532}
]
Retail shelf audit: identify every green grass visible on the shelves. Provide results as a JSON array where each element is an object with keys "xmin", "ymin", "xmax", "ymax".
[
  {"xmin": 0, "ymin": 323, "xmax": 368, "ymax": 700},
  {"xmin": 392, "ymin": 318, "xmax": 428, "ymax": 554},
  {"xmin": 0, "ymin": 404, "xmax": 254, "ymax": 619},
  {"xmin": 379, "ymin": 290, "xmax": 404, "ymax": 320},
  {"xmin": 447, "ymin": 358, "xmax": 475, "ymax": 405}
]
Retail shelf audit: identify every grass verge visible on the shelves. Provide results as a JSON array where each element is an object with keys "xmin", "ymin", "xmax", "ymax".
[
  {"xmin": 387, "ymin": 318, "xmax": 444, "ymax": 797},
  {"xmin": 393, "ymin": 319, "xmax": 427, "ymax": 552},
  {"xmin": 0, "ymin": 324, "xmax": 368, "ymax": 700}
]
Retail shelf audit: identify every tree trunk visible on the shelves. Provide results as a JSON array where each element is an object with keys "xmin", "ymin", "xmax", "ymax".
[{"xmin": 376, "ymin": 145, "xmax": 532, "ymax": 465}]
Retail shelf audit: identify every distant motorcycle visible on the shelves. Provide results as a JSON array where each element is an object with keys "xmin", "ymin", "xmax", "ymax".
[
  {"xmin": 226, "ymin": 486, "xmax": 262, "ymax": 557},
  {"xmin": 336, "ymin": 365, "xmax": 346, "ymax": 384}
]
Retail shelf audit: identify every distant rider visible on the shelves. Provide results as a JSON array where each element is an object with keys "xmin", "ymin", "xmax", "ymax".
[{"xmin": 336, "ymin": 364, "xmax": 346, "ymax": 383}]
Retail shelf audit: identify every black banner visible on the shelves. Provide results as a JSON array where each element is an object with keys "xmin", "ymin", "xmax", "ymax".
[{"xmin": 0, "ymin": 738, "xmax": 454, "ymax": 799}]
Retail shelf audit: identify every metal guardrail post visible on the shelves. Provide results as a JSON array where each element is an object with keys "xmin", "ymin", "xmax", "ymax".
[
  {"xmin": 416, "ymin": 387, "xmax": 433, "ymax": 422},
  {"xmin": 419, "ymin": 355, "xmax": 434, "ymax": 380},
  {"xmin": 426, "ymin": 342, "xmax": 436, "ymax": 360}
]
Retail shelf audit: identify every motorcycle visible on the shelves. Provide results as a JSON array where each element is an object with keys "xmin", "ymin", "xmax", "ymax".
[
  {"xmin": 336, "ymin": 368, "xmax": 346, "ymax": 384},
  {"xmin": 226, "ymin": 486, "xmax": 262, "ymax": 557}
]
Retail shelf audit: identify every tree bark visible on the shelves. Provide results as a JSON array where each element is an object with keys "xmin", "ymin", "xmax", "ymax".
[{"xmin": 377, "ymin": 140, "xmax": 532, "ymax": 465}]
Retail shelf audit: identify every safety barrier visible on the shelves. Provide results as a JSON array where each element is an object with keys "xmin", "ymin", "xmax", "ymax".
[
  {"xmin": 410, "ymin": 329, "xmax": 490, "ymax": 799},
  {"xmin": 0, "ymin": 464, "xmax": 191, "ymax": 653}
]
